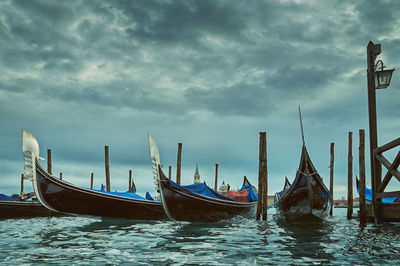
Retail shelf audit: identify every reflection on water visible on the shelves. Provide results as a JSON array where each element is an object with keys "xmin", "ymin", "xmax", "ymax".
[{"xmin": 0, "ymin": 209, "xmax": 399, "ymax": 265}]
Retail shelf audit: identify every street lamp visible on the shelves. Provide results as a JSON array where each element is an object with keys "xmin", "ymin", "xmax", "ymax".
[
  {"xmin": 375, "ymin": 59, "xmax": 395, "ymax": 89},
  {"xmin": 366, "ymin": 41, "xmax": 395, "ymax": 223}
]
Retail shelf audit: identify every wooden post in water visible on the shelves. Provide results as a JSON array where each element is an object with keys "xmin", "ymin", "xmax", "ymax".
[
  {"xmin": 329, "ymin": 143, "xmax": 334, "ymax": 216},
  {"xmin": 256, "ymin": 132, "xmax": 267, "ymax": 220},
  {"xmin": 168, "ymin": 166, "xmax": 172, "ymax": 179},
  {"xmin": 214, "ymin": 164, "xmax": 219, "ymax": 191},
  {"xmin": 347, "ymin": 132, "xmax": 353, "ymax": 219},
  {"xmin": 105, "ymin": 146, "xmax": 110, "ymax": 192},
  {"xmin": 20, "ymin": 173, "xmax": 24, "ymax": 195},
  {"xmin": 176, "ymin": 143, "xmax": 182, "ymax": 185},
  {"xmin": 129, "ymin": 170, "xmax": 132, "ymax": 192},
  {"xmin": 47, "ymin": 149, "xmax": 52, "ymax": 175},
  {"xmin": 262, "ymin": 133, "xmax": 268, "ymax": 221},
  {"xmin": 90, "ymin": 173, "xmax": 94, "ymax": 189},
  {"xmin": 60, "ymin": 172, "xmax": 63, "ymax": 180},
  {"xmin": 359, "ymin": 129, "xmax": 366, "ymax": 225}
]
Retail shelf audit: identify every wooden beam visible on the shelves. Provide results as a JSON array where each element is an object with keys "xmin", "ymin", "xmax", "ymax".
[
  {"xmin": 366, "ymin": 41, "xmax": 382, "ymax": 223},
  {"xmin": 60, "ymin": 172, "xmax": 63, "ymax": 180},
  {"xmin": 262, "ymin": 132, "xmax": 268, "ymax": 221},
  {"xmin": 176, "ymin": 143, "xmax": 182, "ymax": 185},
  {"xmin": 168, "ymin": 166, "xmax": 172, "ymax": 179},
  {"xmin": 374, "ymin": 137, "xmax": 400, "ymax": 154},
  {"xmin": 359, "ymin": 129, "xmax": 366, "ymax": 225},
  {"xmin": 47, "ymin": 149, "xmax": 52, "ymax": 175},
  {"xmin": 214, "ymin": 164, "xmax": 219, "ymax": 191},
  {"xmin": 378, "ymin": 151, "xmax": 400, "ymax": 193},
  {"xmin": 347, "ymin": 132, "xmax": 353, "ymax": 220},
  {"xmin": 256, "ymin": 132, "xmax": 266, "ymax": 220},
  {"xmin": 375, "ymin": 154, "xmax": 400, "ymax": 182},
  {"xmin": 90, "ymin": 173, "xmax": 94, "ymax": 189},
  {"xmin": 129, "ymin": 170, "xmax": 132, "ymax": 192},
  {"xmin": 329, "ymin": 142, "xmax": 334, "ymax": 216},
  {"xmin": 377, "ymin": 191, "xmax": 400, "ymax": 198},
  {"xmin": 20, "ymin": 173, "xmax": 24, "ymax": 195},
  {"xmin": 105, "ymin": 146, "xmax": 110, "ymax": 192}
]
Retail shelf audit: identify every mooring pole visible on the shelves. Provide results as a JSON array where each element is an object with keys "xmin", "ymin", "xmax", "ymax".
[
  {"xmin": 20, "ymin": 173, "xmax": 24, "ymax": 195},
  {"xmin": 47, "ymin": 149, "xmax": 52, "ymax": 175},
  {"xmin": 214, "ymin": 164, "xmax": 219, "ymax": 191},
  {"xmin": 329, "ymin": 142, "xmax": 334, "ymax": 216},
  {"xmin": 347, "ymin": 132, "xmax": 353, "ymax": 219},
  {"xmin": 176, "ymin": 143, "xmax": 182, "ymax": 185},
  {"xmin": 359, "ymin": 129, "xmax": 366, "ymax": 225},
  {"xmin": 262, "ymin": 132, "xmax": 268, "ymax": 221},
  {"xmin": 105, "ymin": 146, "xmax": 110, "ymax": 192},
  {"xmin": 256, "ymin": 132, "xmax": 267, "ymax": 220},
  {"xmin": 60, "ymin": 172, "xmax": 63, "ymax": 180},
  {"xmin": 129, "ymin": 170, "xmax": 132, "ymax": 192},
  {"xmin": 90, "ymin": 173, "xmax": 94, "ymax": 189},
  {"xmin": 367, "ymin": 41, "xmax": 382, "ymax": 223},
  {"xmin": 168, "ymin": 166, "xmax": 172, "ymax": 179}
]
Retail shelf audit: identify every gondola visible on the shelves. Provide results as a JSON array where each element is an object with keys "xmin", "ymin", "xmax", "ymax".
[
  {"xmin": 274, "ymin": 144, "xmax": 333, "ymax": 221},
  {"xmin": 22, "ymin": 129, "xmax": 166, "ymax": 220},
  {"xmin": 147, "ymin": 133, "xmax": 258, "ymax": 222},
  {"xmin": 0, "ymin": 193, "xmax": 56, "ymax": 219}
]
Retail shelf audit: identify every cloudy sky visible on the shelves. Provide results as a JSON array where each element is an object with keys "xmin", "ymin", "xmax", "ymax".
[{"xmin": 1, "ymin": 0, "xmax": 399, "ymax": 199}]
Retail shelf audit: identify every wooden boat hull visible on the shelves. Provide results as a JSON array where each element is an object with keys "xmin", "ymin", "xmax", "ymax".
[
  {"xmin": 34, "ymin": 160, "xmax": 166, "ymax": 220},
  {"xmin": 0, "ymin": 200, "xmax": 56, "ymax": 219},
  {"xmin": 158, "ymin": 165, "xmax": 256, "ymax": 222},
  {"xmin": 274, "ymin": 145, "xmax": 333, "ymax": 221},
  {"xmin": 275, "ymin": 185, "xmax": 332, "ymax": 221}
]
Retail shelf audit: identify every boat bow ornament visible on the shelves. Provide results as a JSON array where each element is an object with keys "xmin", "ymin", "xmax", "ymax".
[{"xmin": 21, "ymin": 129, "xmax": 55, "ymax": 211}]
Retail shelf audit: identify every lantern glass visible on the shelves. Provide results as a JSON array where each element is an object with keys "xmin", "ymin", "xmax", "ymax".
[{"xmin": 375, "ymin": 69, "xmax": 394, "ymax": 89}]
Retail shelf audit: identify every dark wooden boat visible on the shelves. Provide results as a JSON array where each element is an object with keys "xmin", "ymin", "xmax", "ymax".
[
  {"xmin": 148, "ymin": 133, "xmax": 257, "ymax": 222},
  {"xmin": 0, "ymin": 194, "xmax": 55, "ymax": 219},
  {"xmin": 274, "ymin": 144, "xmax": 333, "ymax": 221},
  {"xmin": 22, "ymin": 129, "xmax": 166, "ymax": 220}
]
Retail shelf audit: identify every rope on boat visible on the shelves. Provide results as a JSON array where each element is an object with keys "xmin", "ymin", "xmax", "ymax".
[
  {"xmin": 261, "ymin": 201, "xmax": 278, "ymax": 216},
  {"xmin": 297, "ymin": 164, "xmax": 331, "ymax": 177}
]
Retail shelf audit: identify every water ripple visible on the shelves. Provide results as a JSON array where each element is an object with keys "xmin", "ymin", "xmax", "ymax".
[{"xmin": 1, "ymin": 209, "xmax": 399, "ymax": 265}]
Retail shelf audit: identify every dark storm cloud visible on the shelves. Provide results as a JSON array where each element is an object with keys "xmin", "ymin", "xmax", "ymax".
[{"xmin": 0, "ymin": 0, "xmax": 399, "ymax": 196}]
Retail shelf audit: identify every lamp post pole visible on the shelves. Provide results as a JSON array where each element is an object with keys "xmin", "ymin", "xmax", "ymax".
[{"xmin": 366, "ymin": 41, "xmax": 382, "ymax": 222}]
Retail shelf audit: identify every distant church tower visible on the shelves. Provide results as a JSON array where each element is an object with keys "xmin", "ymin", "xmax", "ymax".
[{"xmin": 193, "ymin": 163, "xmax": 201, "ymax": 183}]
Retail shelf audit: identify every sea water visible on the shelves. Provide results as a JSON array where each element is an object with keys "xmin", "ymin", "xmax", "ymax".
[{"xmin": 0, "ymin": 208, "xmax": 399, "ymax": 265}]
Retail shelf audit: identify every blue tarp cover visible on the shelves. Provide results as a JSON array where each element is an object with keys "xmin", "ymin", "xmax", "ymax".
[
  {"xmin": 171, "ymin": 180, "xmax": 257, "ymax": 202},
  {"xmin": 145, "ymin": 192, "xmax": 154, "ymax": 200},
  {"xmin": 92, "ymin": 187, "xmax": 151, "ymax": 200},
  {"xmin": 357, "ymin": 186, "xmax": 398, "ymax": 204}
]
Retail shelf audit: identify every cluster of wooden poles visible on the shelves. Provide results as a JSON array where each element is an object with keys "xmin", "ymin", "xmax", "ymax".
[{"xmin": 26, "ymin": 130, "xmax": 372, "ymax": 225}]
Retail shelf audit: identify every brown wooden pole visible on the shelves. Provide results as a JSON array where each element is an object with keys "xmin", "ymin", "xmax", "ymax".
[
  {"xmin": 176, "ymin": 143, "xmax": 182, "ymax": 185},
  {"xmin": 262, "ymin": 132, "xmax": 268, "ymax": 221},
  {"xmin": 47, "ymin": 149, "xmax": 52, "ymax": 175},
  {"xmin": 90, "ymin": 173, "xmax": 94, "ymax": 189},
  {"xmin": 256, "ymin": 132, "xmax": 267, "ymax": 220},
  {"xmin": 168, "ymin": 166, "xmax": 172, "ymax": 179},
  {"xmin": 129, "ymin": 170, "xmax": 132, "ymax": 192},
  {"xmin": 20, "ymin": 173, "xmax": 24, "ymax": 195},
  {"xmin": 347, "ymin": 132, "xmax": 353, "ymax": 219},
  {"xmin": 214, "ymin": 164, "xmax": 219, "ymax": 191},
  {"xmin": 105, "ymin": 146, "xmax": 110, "ymax": 192},
  {"xmin": 366, "ymin": 41, "xmax": 382, "ymax": 223},
  {"xmin": 60, "ymin": 172, "xmax": 63, "ymax": 180},
  {"xmin": 359, "ymin": 129, "xmax": 366, "ymax": 225},
  {"xmin": 329, "ymin": 143, "xmax": 334, "ymax": 216}
]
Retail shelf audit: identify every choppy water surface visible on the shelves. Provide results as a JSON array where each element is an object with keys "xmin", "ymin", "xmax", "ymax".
[{"xmin": 0, "ymin": 208, "xmax": 399, "ymax": 265}]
